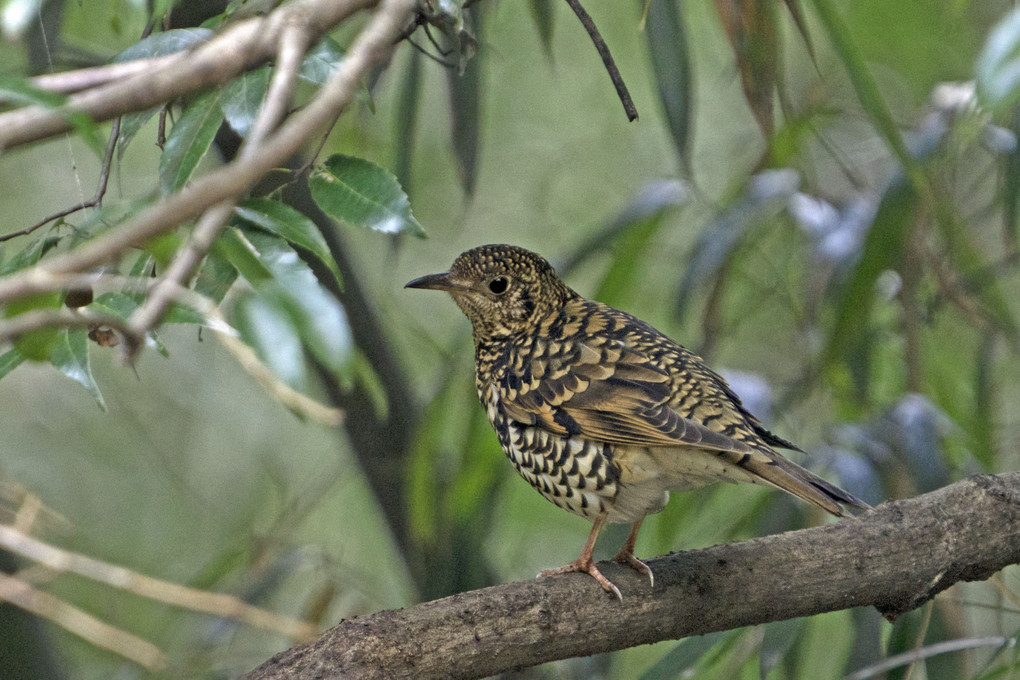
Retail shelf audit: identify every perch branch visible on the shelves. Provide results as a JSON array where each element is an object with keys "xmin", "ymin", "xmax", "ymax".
[{"xmin": 241, "ymin": 473, "xmax": 1020, "ymax": 680}]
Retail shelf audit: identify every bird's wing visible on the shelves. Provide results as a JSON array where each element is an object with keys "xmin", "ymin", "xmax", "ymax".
[{"xmin": 501, "ymin": 336, "xmax": 754, "ymax": 455}]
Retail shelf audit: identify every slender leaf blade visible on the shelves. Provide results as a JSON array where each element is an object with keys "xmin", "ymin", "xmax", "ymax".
[{"xmin": 645, "ymin": 0, "xmax": 694, "ymax": 172}]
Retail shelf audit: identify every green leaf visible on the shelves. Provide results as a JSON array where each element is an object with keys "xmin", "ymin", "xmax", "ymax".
[
  {"xmin": 444, "ymin": 6, "xmax": 484, "ymax": 195},
  {"xmin": 644, "ymin": 0, "xmax": 693, "ymax": 174},
  {"xmin": 0, "ymin": 348, "xmax": 26, "ymax": 380},
  {"xmin": 760, "ymin": 617, "xmax": 807, "ymax": 678},
  {"xmin": 212, "ymin": 227, "xmax": 273, "ymax": 284},
  {"xmin": 528, "ymin": 0, "xmax": 555, "ymax": 59},
  {"xmin": 394, "ymin": 49, "xmax": 423, "ymax": 195},
  {"xmin": 637, "ymin": 631, "xmax": 730, "ymax": 680},
  {"xmin": 234, "ymin": 198, "xmax": 342, "ymax": 285},
  {"xmin": 159, "ymin": 90, "xmax": 223, "ymax": 195},
  {"xmin": 221, "ymin": 66, "xmax": 271, "ymax": 137},
  {"xmin": 113, "ymin": 28, "xmax": 213, "ymax": 63},
  {"xmin": 824, "ymin": 178, "xmax": 916, "ymax": 369},
  {"xmin": 5, "ymin": 292, "xmax": 62, "ymax": 361},
  {"xmin": 193, "ymin": 253, "xmax": 238, "ymax": 304},
  {"xmin": 977, "ymin": 5, "xmax": 1020, "ymax": 110},
  {"xmin": 298, "ymin": 36, "xmax": 346, "ymax": 85},
  {"xmin": 51, "ymin": 329, "xmax": 107, "ymax": 411},
  {"xmin": 245, "ymin": 231, "xmax": 352, "ymax": 378},
  {"xmin": 309, "ymin": 154, "xmax": 425, "ymax": 237},
  {"xmin": 0, "ymin": 75, "xmax": 100, "ymax": 152},
  {"xmin": 233, "ymin": 293, "xmax": 309, "ymax": 392},
  {"xmin": 87, "ymin": 292, "xmax": 172, "ymax": 358},
  {"xmin": 0, "ymin": 234, "xmax": 60, "ymax": 276}
]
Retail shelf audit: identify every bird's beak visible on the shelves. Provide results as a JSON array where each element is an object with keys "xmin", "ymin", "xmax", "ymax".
[{"xmin": 404, "ymin": 271, "xmax": 472, "ymax": 293}]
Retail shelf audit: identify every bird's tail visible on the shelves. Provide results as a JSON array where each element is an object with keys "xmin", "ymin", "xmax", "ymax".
[{"xmin": 742, "ymin": 449, "xmax": 870, "ymax": 517}]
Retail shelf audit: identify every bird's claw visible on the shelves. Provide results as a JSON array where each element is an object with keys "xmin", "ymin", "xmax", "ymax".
[
  {"xmin": 612, "ymin": 551, "xmax": 654, "ymax": 589},
  {"xmin": 540, "ymin": 559, "xmax": 623, "ymax": 600}
]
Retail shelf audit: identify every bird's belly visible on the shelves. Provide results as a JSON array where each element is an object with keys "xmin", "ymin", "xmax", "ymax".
[{"xmin": 499, "ymin": 420, "xmax": 620, "ymax": 521}]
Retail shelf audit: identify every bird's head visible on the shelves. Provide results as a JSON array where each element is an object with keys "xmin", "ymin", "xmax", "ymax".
[{"xmin": 405, "ymin": 244, "xmax": 572, "ymax": 340}]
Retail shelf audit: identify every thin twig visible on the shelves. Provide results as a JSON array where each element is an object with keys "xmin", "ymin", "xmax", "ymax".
[
  {"xmin": 0, "ymin": 309, "xmax": 133, "ymax": 343},
  {"xmin": 124, "ymin": 22, "xmax": 310, "ymax": 355},
  {"xmin": 0, "ymin": 117, "xmax": 120, "ymax": 244},
  {"xmin": 0, "ymin": 571, "xmax": 167, "ymax": 671},
  {"xmin": 0, "ymin": 523, "xmax": 317, "ymax": 641},
  {"xmin": 25, "ymin": 54, "xmax": 184, "ymax": 96},
  {"xmin": 844, "ymin": 636, "xmax": 1013, "ymax": 680},
  {"xmin": 563, "ymin": 0, "xmax": 638, "ymax": 122}
]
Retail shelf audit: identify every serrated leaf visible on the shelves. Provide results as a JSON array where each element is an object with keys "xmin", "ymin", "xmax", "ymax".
[
  {"xmin": 159, "ymin": 90, "xmax": 223, "ymax": 195},
  {"xmin": 234, "ymin": 198, "xmax": 342, "ymax": 284},
  {"xmin": 309, "ymin": 154, "xmax": 425, "ymax": 237},
  {"xmin": 528, "ymin": 0, "xmax": 555, "ymax": 58},
  {"xmin": 234, "ymin": 293, "xmax": 309, "ymax": 392},
  {"xmin": 298, "ymin": 36, "xmax": 346, "ymax": 85},
  {"xmin": 221, "ymin": 66, "xmax": 271, "ymax": 137},
  {"xmin": 645, "ymin": 0, "xmax": 693, "ymax": 173},
  {"xmin": 0, "ymin": 348, "xmax": 25, "ymax": 380},
  {"xmin": 51, "ymin": 329, "xmax": 106, "ymax": 411}
]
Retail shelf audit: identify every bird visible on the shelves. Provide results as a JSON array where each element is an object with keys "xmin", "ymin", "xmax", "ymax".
[{"xmin": 406, "ymin": 244, "xmax": 869, "ymax": 599}]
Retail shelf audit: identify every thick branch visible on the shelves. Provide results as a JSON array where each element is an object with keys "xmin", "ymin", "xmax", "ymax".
[{"xmin": 241, "ymin": 472, "xmax": 1020, "ymax": 680}]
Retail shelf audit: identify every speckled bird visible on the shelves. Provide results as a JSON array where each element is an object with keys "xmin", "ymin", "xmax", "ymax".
[{"xmin": 406, "ymin": 244, "xmax": 869, "ymax": 599}]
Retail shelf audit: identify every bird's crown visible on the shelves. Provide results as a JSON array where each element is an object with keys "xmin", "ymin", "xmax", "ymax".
[{"xmin": 406, "ymin": 244, "xmax": 572, "ymax": 340}]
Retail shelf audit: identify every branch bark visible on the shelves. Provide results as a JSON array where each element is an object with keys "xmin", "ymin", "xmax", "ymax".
[{"xmin": 241, "ymin": 472, "xmax": 1020, "ymax": 680}]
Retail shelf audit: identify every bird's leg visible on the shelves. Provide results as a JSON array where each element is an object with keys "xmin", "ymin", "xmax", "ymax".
[
  {"xmin": 611, "ymin": 517, "xmax": 654, "ymax": 588},
  {"xmin": 539, "ymin": 512, "xmax": 623, "ymax": 600}
]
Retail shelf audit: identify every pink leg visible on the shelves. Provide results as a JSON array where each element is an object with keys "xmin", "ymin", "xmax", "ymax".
[
  {"xmin": 539, "ymin": 512, "xmax": 624, "ymax": 600},
  {"xmin": 611, "ymin": 517, "xmax": 654, "ymax": 588}
]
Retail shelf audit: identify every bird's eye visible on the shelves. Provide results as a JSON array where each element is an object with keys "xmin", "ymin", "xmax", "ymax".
[{"xmin": 488, "ymin": 276, "xmax": 510, "ymax": 295}]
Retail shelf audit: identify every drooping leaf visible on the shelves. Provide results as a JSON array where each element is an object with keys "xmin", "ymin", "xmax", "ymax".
[
  {"xmin": 234, "ymin": 198, "xmax": 342, "ymax": 284},
  {"xmin": 976, "ymin": 5, "xmax": 1020, "ymax": 111},
  {"xmin": 760, "ymin": 617, "xmax": 807, "ymax": 678},
  {"xmin": 0, "ymin": 234, "xmax": 60, "ymax": 276},
  {"xmin": 394, "ymin": 49, "xmax": 423, "ymax": 196},
  {"xmin": 309, "ymin": 154, "xmax": 425, "ymax": 237},
  {"xmin": 444, "ymin": 5, "xmax": 484, "ymax": 196},
  {"xmin": 824, "ymin": 178, "xmax": 915, "ymax": 369},
  {"xmin": 528, "ymin": 0, "xmax": 555, "ymax": 59},
  {"xmin": 645, "ymin": 0, "xmax": 694, "ymax": 173},
  {"xmin": 51, "ymin": 328, "xmax": 106, "ymax": 411},
  {"xmin": 0, "ymin": 348, "xmax": 25, "ymax": 380},
  {"xmin": 1003, "ymin": 104, "xmax": 1020, "ymax": 250},
  {"xmin": 244, "ymin": 231, "xmax": 352, "ymax": 378},
  {"xmin": 233, "ymin": 293, "xmax": 309, "ymax": 392},
  {"xmin": 675, "ymin": 169, "xmax": 799, "ymax": 320},
  {"xmin": 221, "ymin": 66, "xmax": 271, "ymax": 138},
  {"xmin": 714, "ymin": 0, "xmax": 777, "ymax": 139},
  {"xmin": 637, "ymin": 631, "xmax": 731, "ymax": 680},
  {"xmin": 159, "ymin": 90, "xmax": 223, "ymax": 195}
]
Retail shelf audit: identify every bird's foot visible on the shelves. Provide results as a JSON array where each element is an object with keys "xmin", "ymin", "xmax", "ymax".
[
  {"xmin": 540, "ymin": 557, "xmax": 623, "ymax": 600},
  {"xmin": 612, "ymin": 550, "xmax": 654, "ymax": 588}
]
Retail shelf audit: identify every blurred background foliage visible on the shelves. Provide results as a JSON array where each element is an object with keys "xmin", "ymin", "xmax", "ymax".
[{"xmin": 1, "ymin": 0, "xmax": 1020, "ymax": 678}]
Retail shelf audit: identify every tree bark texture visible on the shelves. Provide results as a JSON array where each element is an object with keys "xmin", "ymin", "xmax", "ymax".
[{"xmin": 241, "ymin": 472, "xmax": 1020, "ymax": 680}]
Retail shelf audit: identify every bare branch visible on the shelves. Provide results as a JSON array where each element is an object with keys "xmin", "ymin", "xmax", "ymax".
[
  {"xmin": 240, "ymin": 473, "xmax": 1020, "ymax": 680},
  {"xmin": 564, "ymin": 0, "xmax": 638, "ymax": 122}
]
